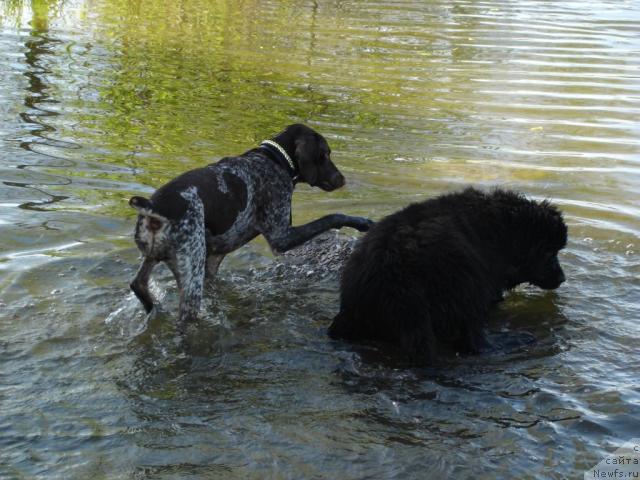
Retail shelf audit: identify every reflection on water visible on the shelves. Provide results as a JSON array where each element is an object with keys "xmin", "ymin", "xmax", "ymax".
[{"xmin": 0, "ymin": 0, "xmax": 639, "ymax": 478}]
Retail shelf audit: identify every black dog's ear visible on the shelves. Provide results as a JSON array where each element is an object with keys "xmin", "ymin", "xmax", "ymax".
[{"xmin": 295, "ymin": 136, "xmax": 318, "ymax": 185}]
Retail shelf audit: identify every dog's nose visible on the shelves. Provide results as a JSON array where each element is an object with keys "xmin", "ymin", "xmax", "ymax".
[{"xmin": 331, "ymin": 172, "xmax": 345, "ymax": 188}]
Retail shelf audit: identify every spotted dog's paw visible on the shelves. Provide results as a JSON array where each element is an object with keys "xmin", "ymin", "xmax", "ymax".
[{"xmin": 352, "ymin": 217, "xmax": 375, "ymax": 232}]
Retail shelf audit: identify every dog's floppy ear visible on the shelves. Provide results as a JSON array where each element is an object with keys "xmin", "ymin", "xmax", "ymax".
[{"xmin": 295, "ymin": 135, "xmax": 318, "ymax": 186}]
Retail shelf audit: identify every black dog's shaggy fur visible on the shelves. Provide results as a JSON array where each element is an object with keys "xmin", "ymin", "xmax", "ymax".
[{"xmin": 328, "ymin": 187, "xmax": 568, "ymax": 364}]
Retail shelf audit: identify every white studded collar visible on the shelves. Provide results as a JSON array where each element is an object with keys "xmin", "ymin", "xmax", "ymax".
[{"xmin": 260, "ymin": 139, "xmax": 296, "ymax": 173}]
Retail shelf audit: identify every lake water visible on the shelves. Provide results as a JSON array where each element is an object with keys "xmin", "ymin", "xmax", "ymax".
[{"xmin": 1, "ymin": 0, "xmax": 639, "ymax": 478}]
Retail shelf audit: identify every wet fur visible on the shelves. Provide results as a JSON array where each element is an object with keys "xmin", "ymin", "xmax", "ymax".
[{"xmin": 328, "ymin": 188, "xmax": 568, "ymax": 364}]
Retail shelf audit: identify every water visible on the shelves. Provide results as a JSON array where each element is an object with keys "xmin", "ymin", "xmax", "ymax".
[{"xmin": 1, "ymin": 0, "xmax": 639, "ymax": 478}]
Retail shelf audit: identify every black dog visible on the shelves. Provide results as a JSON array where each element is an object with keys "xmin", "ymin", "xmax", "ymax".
[
  {"xmin": 129, "ymin": 124, "xmax": 373, "ymax": 326},
  {"xmin": 328, "ymin": 187, "xmax": 567, "ymax": 364}
]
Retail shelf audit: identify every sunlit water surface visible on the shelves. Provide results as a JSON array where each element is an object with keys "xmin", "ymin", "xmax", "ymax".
[{"xmin": 1, "ymin": 0, "xmax": 639, "ymax": 478}]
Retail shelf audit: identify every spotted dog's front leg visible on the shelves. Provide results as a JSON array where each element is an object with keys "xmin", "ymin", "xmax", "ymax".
[
  {"xmin": 168, "ymin": 187, "xmax": 207, "ymax": 329},
  {"xmin": 263, "ymin": 214, "xmax": 374, "ymax": 254}
]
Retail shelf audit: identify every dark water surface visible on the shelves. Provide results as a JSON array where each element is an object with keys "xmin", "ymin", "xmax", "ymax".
[{"xmin": 1, "ymin": 0, "xmax": 639, "ymax": 478}]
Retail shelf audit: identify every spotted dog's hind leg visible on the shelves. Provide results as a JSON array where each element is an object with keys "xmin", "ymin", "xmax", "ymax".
[
  {"xmin": 167, "ymin": 187, "xmax": 207, "ymax": 329},
  {"xmin": 206, "ymin": 254, "xmax": 225, "ymax": 280},
  {"xmin": 130, "ymin": 257, "xmax": 157, "ymax": 313},
  {"xmin": 129, "ymin": 196, "xmax": 172, "ymax": 314},
  {"xmin": 170, "ymin": 243, "xmax": 206, "ymax": 327}
]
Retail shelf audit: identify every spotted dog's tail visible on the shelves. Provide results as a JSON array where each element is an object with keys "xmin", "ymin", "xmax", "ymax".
[
  {"xmin": 130, "ymin": 196, "xmax": 171, "ymax": 257},
  {"xmin": 129, "ymin": 196, "xmax": 169, "ymax": 224}
]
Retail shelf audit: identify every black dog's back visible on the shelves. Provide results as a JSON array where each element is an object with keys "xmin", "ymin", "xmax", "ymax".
[
  {"xmin": 330, "ymin": 190, "xmax": 499, "ymax": 360},
  {"xmin": 329, "ymin": 187, "xmax": 567, "ymax": 364}
]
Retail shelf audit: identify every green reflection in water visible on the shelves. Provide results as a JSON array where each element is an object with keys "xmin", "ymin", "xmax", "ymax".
[
  {"xmin": 84, "ymin": 0, "xmax": 383, "ymax": 157},
  {"xmin": 45, "ymin": 0, "xmax": 486, "ymax": 222}
]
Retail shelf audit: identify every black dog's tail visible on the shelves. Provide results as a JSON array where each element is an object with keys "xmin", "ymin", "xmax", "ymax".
[{"xmin": 129, "ymin": 196, "xmax": 169, "ymax": 224}]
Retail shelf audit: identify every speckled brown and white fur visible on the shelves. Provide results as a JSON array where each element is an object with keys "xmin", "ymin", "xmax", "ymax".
[{"xmin": 129, "ymin": 124, "xmax": 373, "ymax": 329}]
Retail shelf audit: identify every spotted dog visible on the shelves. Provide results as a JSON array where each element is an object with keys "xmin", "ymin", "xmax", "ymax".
[{"xmin": 129, "ymin": 124, "xmax": 373, "ymax": 327}]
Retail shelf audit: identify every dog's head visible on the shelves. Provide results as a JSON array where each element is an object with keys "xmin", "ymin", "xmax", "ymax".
[
  {"xmin": 273, "ymin": 124, "xmax": 345, "ymax": 191},
  {"xmin": 525, "ymin": 201, "xmax": 567, "ymax": 289},
  {"xmin": 492, "ymin": 190, "xmax": 568, "ymax": 290}
]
